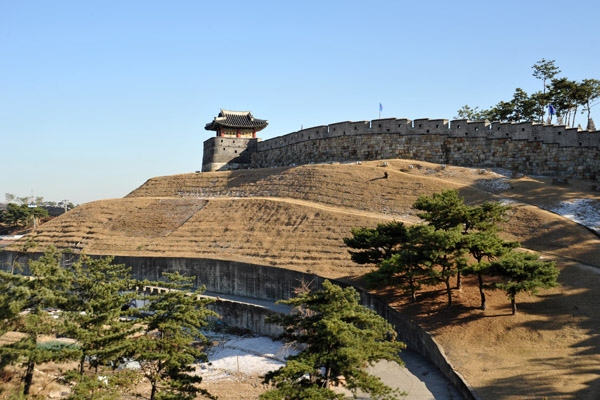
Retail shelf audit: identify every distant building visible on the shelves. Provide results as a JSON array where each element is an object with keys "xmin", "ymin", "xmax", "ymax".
[
  {"xmin": 202, "ymin": 109, "xmax": 268, "ymax": 172},
  {"xmin": 205, "ymin": 109, "xmax": 268, "ymax": 138}
]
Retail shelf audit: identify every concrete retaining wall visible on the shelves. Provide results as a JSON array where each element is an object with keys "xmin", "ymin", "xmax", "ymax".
[
  {"xmin": 207, "ymin": 299, "xmax": 283, "ymax": 338},
  {"xmin": 0, "ymin": 251, "xmax": 480, "ymax": 400}
]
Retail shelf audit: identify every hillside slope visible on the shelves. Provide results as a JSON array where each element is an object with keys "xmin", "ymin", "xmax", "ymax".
[{"xmin": 9, "ymin": 159, "xmax": 600, "ymax": 399}]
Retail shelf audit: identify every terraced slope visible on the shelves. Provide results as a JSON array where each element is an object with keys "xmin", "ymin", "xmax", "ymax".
[
  {"xmin": 30, "ymin": 160, "xmax": 600, "ymax": 271},
  {"xmin": 10, "ymin": 159, "xmax": 600, "ymax": 399}
]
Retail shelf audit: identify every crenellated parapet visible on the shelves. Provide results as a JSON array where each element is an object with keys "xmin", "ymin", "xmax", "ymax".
[
  {"xmin": 256, "ymin": 118, "xmax": 600, "ymax": 152},
  {"xmin": 249, "ymin": 118, "xmax": 600, "ymax": 181}
]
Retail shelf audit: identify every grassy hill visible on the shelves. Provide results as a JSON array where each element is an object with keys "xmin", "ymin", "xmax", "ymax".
[{"xmin": 9, "ymin": 159, "xmax": 600, "ymax": 399}]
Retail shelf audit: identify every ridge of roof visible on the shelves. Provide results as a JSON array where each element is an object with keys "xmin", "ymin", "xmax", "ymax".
[
  {"xmin": 205, "ymin": 109, "xmax": 269, "ymax": 131},
  {"xmin": 220, "ymin": 109, "xmax": 252, "ymax": 116}
]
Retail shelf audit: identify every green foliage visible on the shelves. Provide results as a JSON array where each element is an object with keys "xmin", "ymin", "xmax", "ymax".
[
  {"xmin": 455, "ymin": 105, "xmax": 488, "ymax": 121},
  {"xmin": 347, "ymin": 189, "xmax": 526, "ymax": 310},
  {"xmin": 63, "ymin": 369, "xmax": 141, "ymax": 400},
  {"xmin": 420, "ymin": 227, "xmax": 467, "ymax": 307},
  {"xmin": 136, "ymin": 272, "xmax": 217, "ymax": 400},
  {"xmin": 367, "ymin": 224, "xmax": 437, "ymax": 302},
  {"xmin": 1, "ymin": 203, "xmax": 31, "ymax": 227},
  {"xmin": 262, "ymin": 280, "xmax": 405, "ymax": 400},
  {"xmin": 487, "ymin": 252, "xmax": 560, "ymax": 315},
  {"xmin": 65, "ymin": 254, "xmax": 140, "ymax": 375},
  {"xmin": 532, "ymin": 58, "xmax": 561, "ymax": 84},
  {"xmin": 0, "ymin": 246, "xmax": 80, "ymax": 396},
  {"xmin": 36, "ymin": 340, "xmax": 80, "ymax": 351},
  {"xmin": 343, "ymin": 221, "xmax": 409, "ymax": 265},
  {"xmin": 0, "ymin": 203, "xmax": 48, "ymax": 229},
  {"xmin": 457, "ymin": 59, "xmax": 599, "ymax": 125},
  {"xmin": 581, "ymin": 78, "xmax": 600, "ymax": 122},
  {"xmin": 414, "ymin": 190, "xmax": 468, "ymax": 231},
  {"xmin": 462, "ymin": 230, "xmax": 519, "ymax": 310},
  {"xmin": 413, "ymin": 189, "xmax": 510, "ymax": 234},
  {"xmin": 5, "ymin": 193, "xmax": 16, "ymax": 203}
]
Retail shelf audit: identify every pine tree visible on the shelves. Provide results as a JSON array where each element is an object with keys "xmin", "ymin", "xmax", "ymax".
[
  {"xmin": 414, "ymin": 190, "xmax": 511, "ymax": 291},
  {"xmin": 135, "ymin": 272, "xmax": 217, "ymax": 400},
  {"xmin": 65, "ymin": 253, "xmax": 140, "ymax": 376},
  {"xmin": 463, "ymin": 230, "xmax": 519, "ymax": 310},
  {"xmin": 422, "ymin": 227, "xmax": 467, "ymax": 307},
  {"xmin": 343, "ymin": 221, "xmax": 409, "ymax": 265},
  {"xmin": 0, "ymin": 246, "xmax": 79, "ymax": 396},
  {"xmin": 366, "ymin": 224, "xmax": 437, "ymax": 303},
  {"xmin": 487, "ymin": 252, "xmax": 560, "ymax": 315},
  {"xmin": 261, "ymin": 280, "xmax": 405, "ymax": 400},
  {"xmin": 413, "ymin": 190, "xmax": 468, "ymax": 231}
]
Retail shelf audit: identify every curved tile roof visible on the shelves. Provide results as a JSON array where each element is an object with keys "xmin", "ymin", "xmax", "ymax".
[{"xmin": 205, "ymin": 109, "xmax": 268, "ymax": 131}]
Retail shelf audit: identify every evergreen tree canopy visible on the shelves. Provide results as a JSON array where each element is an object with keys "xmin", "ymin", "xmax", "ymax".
[
  {"xmin": 366, "ymin": 224, "xmax": 438, "ymax": 303},
  {"xmin": 343, "ymin": 221, "xmax": 409, "ymax": 265},
  {"xmin": 65, "ymin": 253, "xmax": 140, "ymax": 375},
  {"xmin": 262, "ymin": 280, "xmax": 405, "ymax": 400},
  {"xmin": 136, "ymin": 272, "xmax": 217, "ymax": 400},
  {"xmin": 0, "ymin": 246, "xmax": 80, "ymax": 396},
  {"xmin": 487, "ymin": 251, "xmax": 560, "ymax": 315},
  {"xmin": 413, "ymin": 190, "xmax": 467, "ymax": 231},
  {"xmin": 457, "ymin": 59, "xmax": 599, "ymax": 126}
]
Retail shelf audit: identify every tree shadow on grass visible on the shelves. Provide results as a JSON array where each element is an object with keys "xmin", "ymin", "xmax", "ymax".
[
  {"xmin": 483, "ymin": 262, "xmax": 600, "ymax": 398},
  {"xmin": 477, "ymin": 368, "xmax": 579, "ymax": 400},
  {"xmin": 339, "ymin": 273, "xmax": 491, "ymax": 331}
]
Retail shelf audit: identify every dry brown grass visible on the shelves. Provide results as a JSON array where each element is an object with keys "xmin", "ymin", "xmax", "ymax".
[{"xmin": 8, "ymin": 159, "xmax": 600, "ymax": 399}]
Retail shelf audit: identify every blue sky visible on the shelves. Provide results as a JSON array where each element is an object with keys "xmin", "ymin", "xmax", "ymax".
[{"xmin": 1, "ymin": 0, "xmax": 599, "ymax": 204}]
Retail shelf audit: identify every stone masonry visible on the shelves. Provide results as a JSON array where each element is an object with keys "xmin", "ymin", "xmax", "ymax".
[{"xmin": 248, "ymin": 118, "xmax": 600, "ymax": 181}]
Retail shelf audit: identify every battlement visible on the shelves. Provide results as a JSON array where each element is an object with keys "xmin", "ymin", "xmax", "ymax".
[
  {"xmin": 201, "ymin": 115, "xmax": 599, "ymax": 180},
  {"xmin": 256, "ymin": 118, "xmax": 599, "ymax": 152}
]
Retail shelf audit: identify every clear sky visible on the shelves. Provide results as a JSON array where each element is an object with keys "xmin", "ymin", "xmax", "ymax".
[{"xmin": 1, "ymin": 0, "xmax": 599, "ymax": 204}]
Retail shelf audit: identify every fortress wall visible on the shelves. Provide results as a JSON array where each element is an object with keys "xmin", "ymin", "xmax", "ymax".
[
  {"xmin": 0, "ymin": 251, "xmax": 480, "ymax": 400},
  {"xmin": 202, "ymin": 137, "xmax": 259, "ymax": 172},
  {"xmin": 251, "ymin": 118, "xmax": 600, "ymax": 181}
]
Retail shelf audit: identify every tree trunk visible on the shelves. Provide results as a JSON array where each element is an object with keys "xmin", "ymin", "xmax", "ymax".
[
  {"xmin": 150, "ymin": 380, "xmax": 157, "ymax": 400},
  {"xmin": 456, "ymin": 272, "xmax": 462, "ymax": 290},
  {"xmin": 23, "ymin": 360, "xmax": 35, "ymax": 395},
  {"xmin": 445, "ymin": 277, "xmax": 452, "ymax": 308},
  {"xmin": 79, "ymin": 354, "xmax": 86, "ymax": 375},
  {"xmin": 540, "ymin": 79, "xmax": 546, "ymax": 122},
  {"xmin": 478, "ymin": 273, "xmax": 486, "ymax": 310},
  {"xmin": 511, "ymin": 298, "xmax": 517, "ymax": 315}
]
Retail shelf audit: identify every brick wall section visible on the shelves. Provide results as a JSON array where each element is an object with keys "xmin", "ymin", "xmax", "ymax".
[{"xmin": 247, "ymin": 118, "xmax": 599, "ymax": 181}]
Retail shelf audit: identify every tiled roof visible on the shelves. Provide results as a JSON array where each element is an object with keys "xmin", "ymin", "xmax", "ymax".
[{"xmin": 205, "ymin": 109, "xmax": 269, "ymax": 131}]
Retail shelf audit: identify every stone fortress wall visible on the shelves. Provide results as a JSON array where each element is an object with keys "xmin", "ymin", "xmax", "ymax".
[
  {"xmin": 202, "ymin": 136, "xmax": 259, "ymax": 172},
  {"xmin": 248, "ymin": 118, "xmax": 600, "ymax": 181}
]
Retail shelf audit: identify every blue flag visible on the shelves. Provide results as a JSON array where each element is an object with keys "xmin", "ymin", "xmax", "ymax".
[
  {"xmin": 548, "ymin": 105, "xmax": 556, "ymax": 115},
  {"xmin": 379, "ymin": 103, "xmax": 383, "ymax": 112}
]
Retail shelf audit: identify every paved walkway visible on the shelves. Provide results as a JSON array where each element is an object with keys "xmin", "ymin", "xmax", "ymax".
[{"xmin": 368, "ymin": 353, "xmax": 462, "ymax": 399}]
